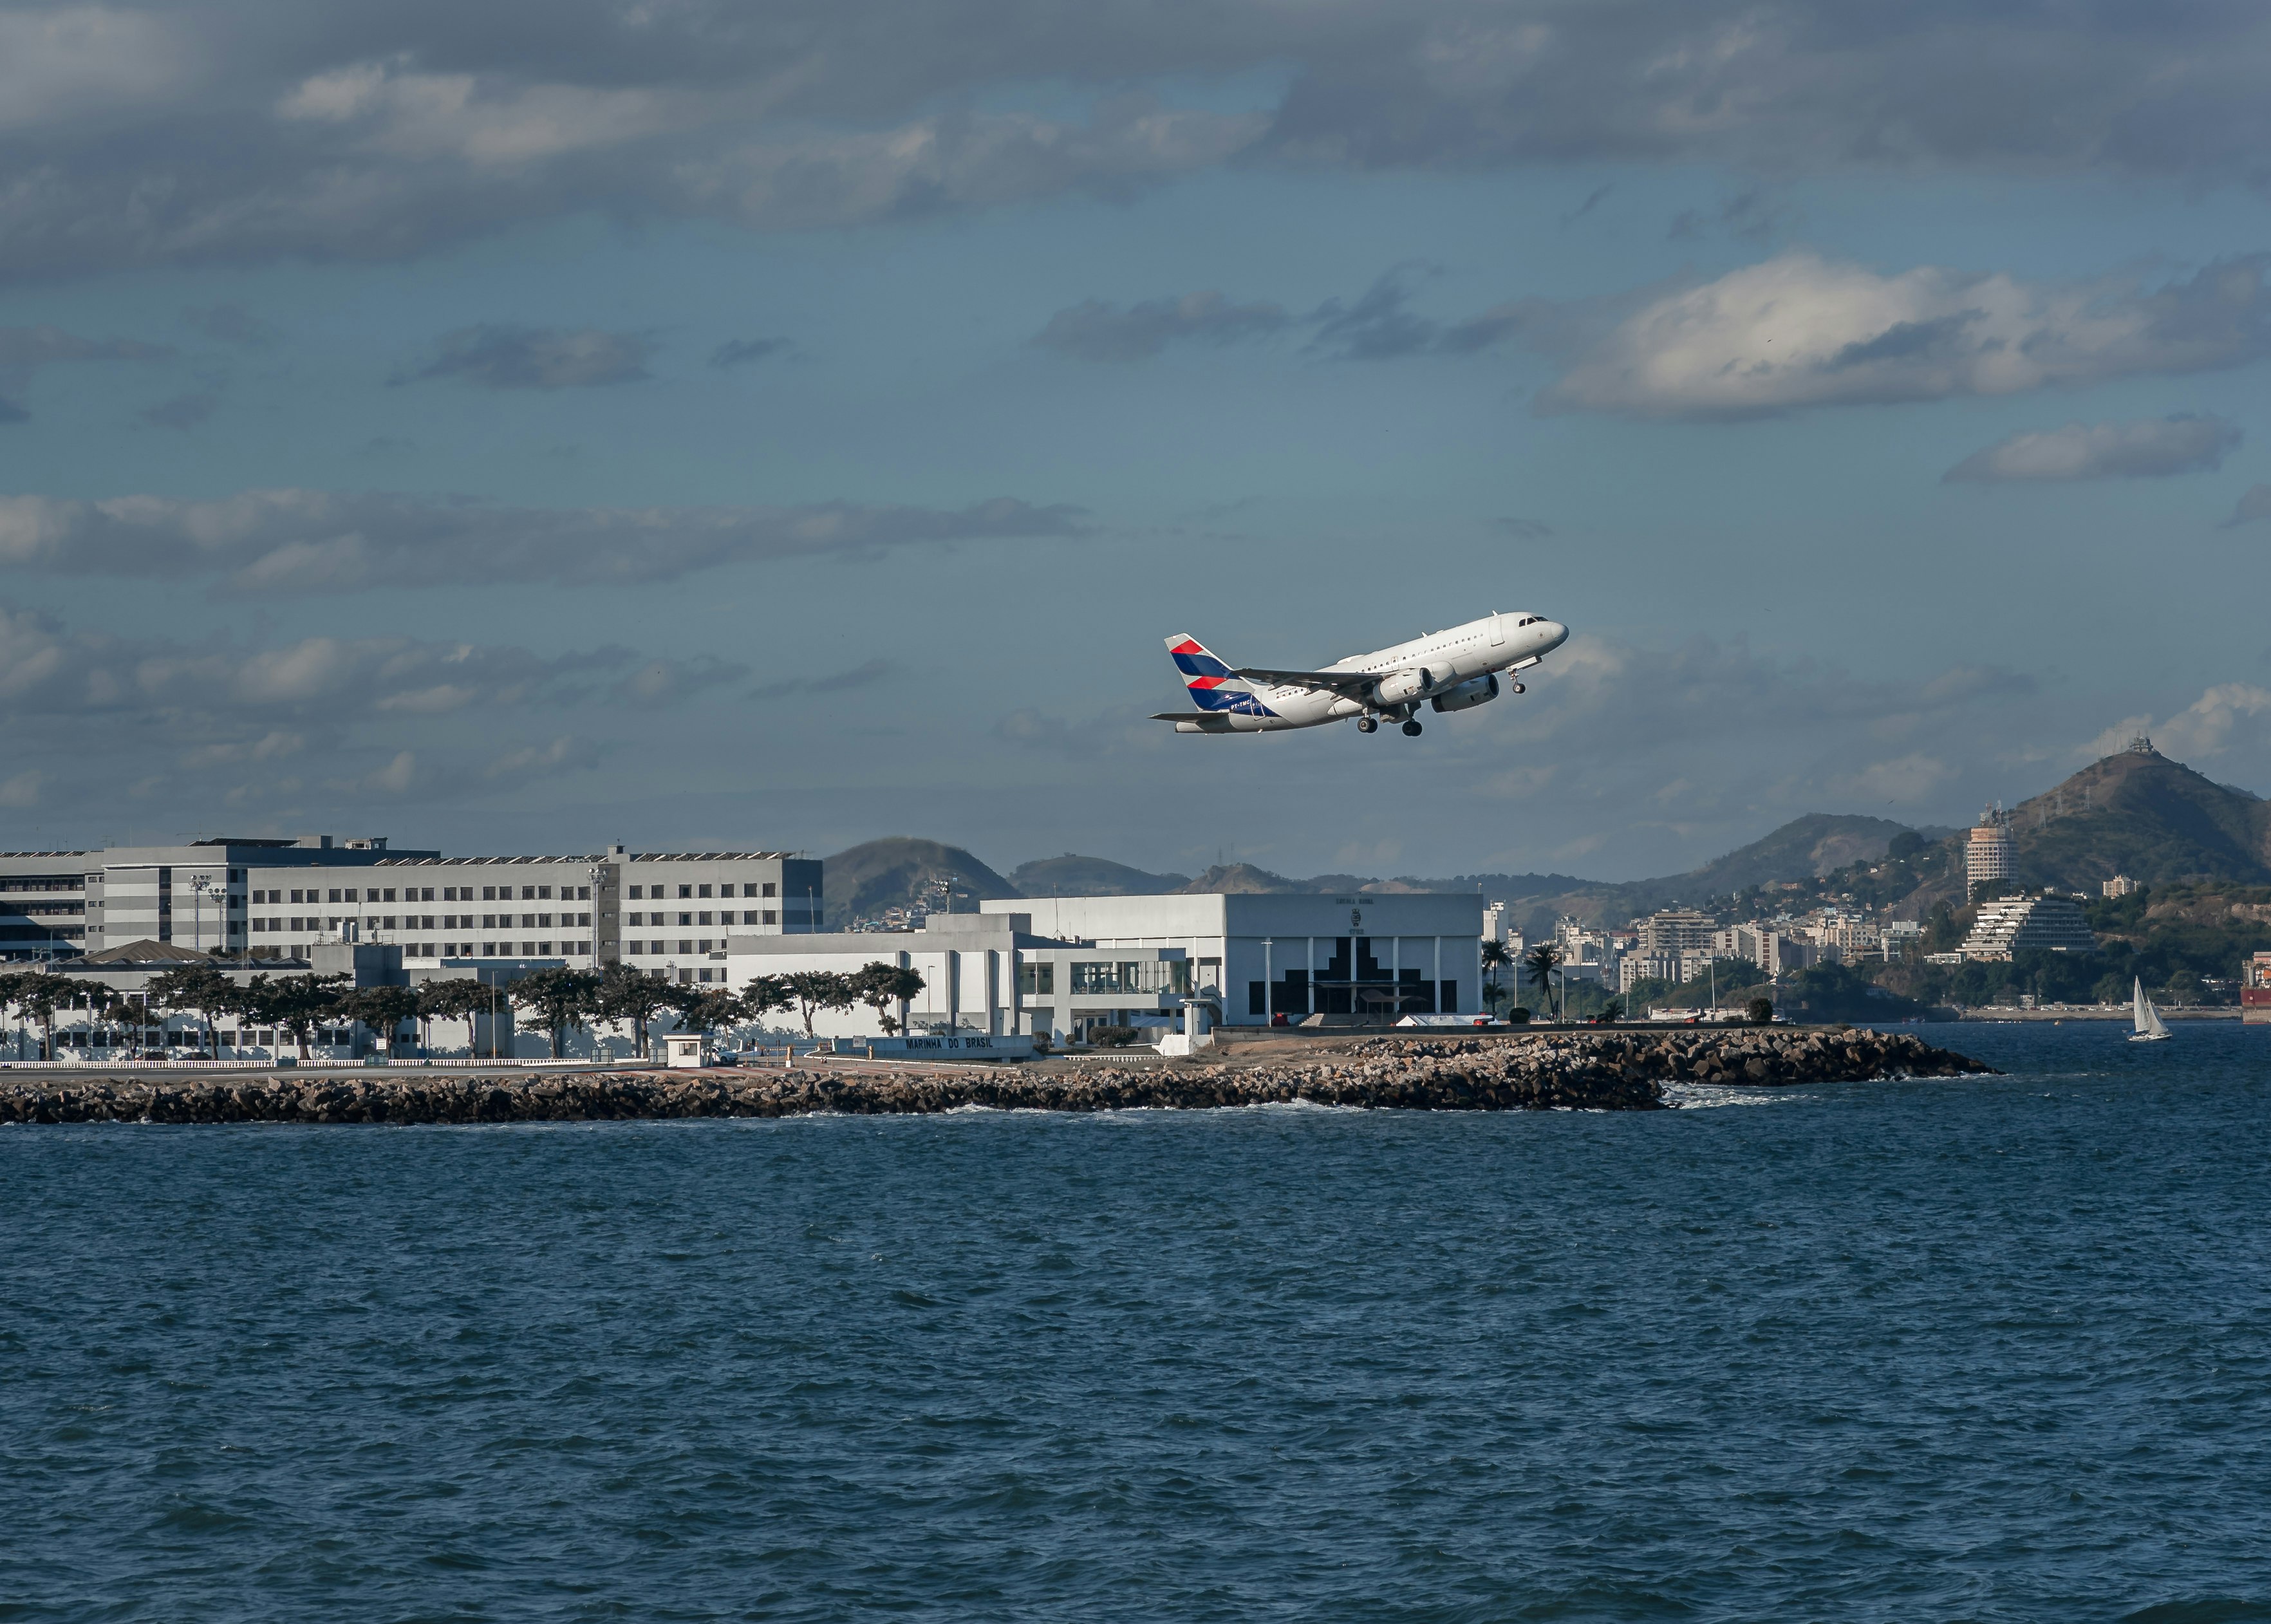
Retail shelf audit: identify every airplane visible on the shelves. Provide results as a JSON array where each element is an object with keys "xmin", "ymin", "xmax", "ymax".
[{"xmin": 1154, "ymin": 610, "xmax": 1569, "ymax": 736}]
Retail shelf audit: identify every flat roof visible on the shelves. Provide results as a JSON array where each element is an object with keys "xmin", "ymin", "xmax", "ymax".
[{"xmin": 360, "ymin": 852, "xmax": 799, "ymax": 866}]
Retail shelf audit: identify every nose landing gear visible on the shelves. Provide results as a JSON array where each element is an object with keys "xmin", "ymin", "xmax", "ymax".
[
  {"xmin": 1510, "ymin": 682, "xmax": 1525, "ymax": 694},
  {"xmin": 1401, "ymin": 718, "xmax": 1423, "ymax": 737}
]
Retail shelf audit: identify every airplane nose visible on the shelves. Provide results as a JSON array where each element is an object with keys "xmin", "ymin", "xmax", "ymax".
[{"xmin": 1543, "ymin": 621, "xmax": 1569, "ymax": 650}]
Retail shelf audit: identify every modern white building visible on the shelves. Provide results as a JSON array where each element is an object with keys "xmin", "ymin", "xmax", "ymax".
[
  {"xmin": 724, "ymin": 911, "xmax": 1192, "ymax": 1041},
  {"xmin": 1959, "ymin": 895, "xmax": 2096, "ymax": 961},
  {"xmin": 987, "ymin": 890, "xmax": 1485, "ymax": 1025}
]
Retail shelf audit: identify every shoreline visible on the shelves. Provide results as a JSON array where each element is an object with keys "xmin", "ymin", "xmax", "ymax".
[{"xmin": 0, "ymin": 1029, "xmax": 1989, "ymax": 1124}]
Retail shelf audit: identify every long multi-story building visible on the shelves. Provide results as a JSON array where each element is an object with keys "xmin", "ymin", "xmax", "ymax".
[
  {"xmin": 1, "ymin": 835, "xmax": 434, "ymax": 962},
  {"xmin": 4, "ymin": 835, "xmax": 819, "ymax": 975},
  {"xmin": 243, "ymin": 846, "xmax": 821, "ymax": 973}
]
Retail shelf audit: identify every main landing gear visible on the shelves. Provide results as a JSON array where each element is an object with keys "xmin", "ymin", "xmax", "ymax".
[
  {"xmin": 1509, "ymin": 682, "xmax": 1525, "ymax": 694},
  {"xmin": 1356, "ymin": 716, "xmax": 1378, "ymax": 734},
  {"xmin": 1401, "ymin": 718, "xmax": 1423, "ymax": 736}
]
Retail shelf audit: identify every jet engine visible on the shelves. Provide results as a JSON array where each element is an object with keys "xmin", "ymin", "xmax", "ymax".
[
  {"xmin": 1429, "ymin": 674, "xmax": 1500, "ymax": 713},
  {"xmin": 1373, "ymin": 667, "xmax": 1436, "ymax": 705}
]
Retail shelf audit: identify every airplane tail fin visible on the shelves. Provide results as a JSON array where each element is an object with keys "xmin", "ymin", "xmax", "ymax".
[{"xmin": 1166, "ymin": 633, "xmax": 1249, "ymax": 710}]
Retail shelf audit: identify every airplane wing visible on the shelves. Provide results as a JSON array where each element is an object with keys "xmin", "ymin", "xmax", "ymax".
[{"xmin": 1232, "ymin": 666, "xmax": 1377, "ymax": 698}]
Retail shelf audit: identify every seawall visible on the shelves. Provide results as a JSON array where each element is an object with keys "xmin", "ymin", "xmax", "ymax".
[{"xmin": 0, "ymin": 1029, "xmax": 1990, "ymax": 1124}]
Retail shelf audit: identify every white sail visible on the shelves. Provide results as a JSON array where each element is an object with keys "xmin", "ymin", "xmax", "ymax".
[{"xmin": 2131, "ymin": 976, "xmax": 2170, "ymax": 1041}]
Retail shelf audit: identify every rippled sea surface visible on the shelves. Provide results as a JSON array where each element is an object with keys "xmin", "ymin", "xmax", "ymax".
[{"xmin": 5, "ymin": 1023, "xmax": 2270, "ymax": 1622}]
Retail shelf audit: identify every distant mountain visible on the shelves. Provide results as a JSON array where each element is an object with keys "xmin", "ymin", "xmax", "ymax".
[
  {"xmin": 1397, "ymin": 815, "xmax": 1925, "ymax": 936},
  {"xmin": 821, "ymin": 837, "xmax": 1020, "ymax": 928},
  {"xmin": 1675, "ymin": 812, "xmax": 1921, "ymax": 897},
  {"xmin": 2000, "ymin": 746, "xmax": 2271, "ymax": 889},
  {"xmin": 1013, "ymin": 854, "xmax": 1190, "ymax": 897},
  {"xmin": 1173, "ymin": 863, "xmax": 1314, "ymax": 895}
]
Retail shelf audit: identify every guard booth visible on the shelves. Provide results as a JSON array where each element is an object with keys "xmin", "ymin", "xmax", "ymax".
[{"xmin": 662, "ymin": 1032, "xmax": 714, "ymax": 1068}]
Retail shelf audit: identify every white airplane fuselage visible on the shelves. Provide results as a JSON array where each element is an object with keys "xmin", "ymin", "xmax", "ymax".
[{"xmin": 1159, "ymin": 611, "xmax": 1569, "ymax": 735}]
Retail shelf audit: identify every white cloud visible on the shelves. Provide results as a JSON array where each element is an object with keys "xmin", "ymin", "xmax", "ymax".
[
  {"xmin": 2, "ymin": 5, "xmax": 2271, "ymax": 277},
  {"xmin": 1544, "ymin": 254, "xmax": 2271, "ymax": 420},
  {"xmin": 1945, "ymin": 415, "xmax": 2241, "ymax": 483},
  {"xmin": 278, "ymin": 59, "xmax": 686, "ymax": 168},
  {"xmin": 0, "ymin": 8, "xmax": 189, "ymax": 133},
  {"xmin": 0, "ymin": 487, "xmax": 1087, "ymax": 593}
]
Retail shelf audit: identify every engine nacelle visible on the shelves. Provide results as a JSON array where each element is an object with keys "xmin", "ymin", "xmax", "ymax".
[
  {"xmin": 1374, "ymin": 666, "xmax": 1435, "ymax": 705},
  {"xmin": 1430, "ymin": 673, "xmax": 1500, "ymax": 713}
]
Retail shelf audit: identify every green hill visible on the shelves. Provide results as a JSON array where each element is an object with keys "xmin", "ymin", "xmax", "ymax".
[
  {"xmin": 1012, "ymin": 854, "xmax": 1190, "ymax": 896},
  {"xmin": 821, "ymin": 837, "xmax": 1020, "ymax": 928},
  {"xmin": 2001, "ymin": 745, "xmax": 2271, "ymax": 889}
]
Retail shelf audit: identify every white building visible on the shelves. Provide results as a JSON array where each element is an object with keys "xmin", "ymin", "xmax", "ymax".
[
  {"xmin": 244, "ymin": 845, "xmax": 821, "ymax": 972},
  {"xmin": 1959, "ymin": 895, "xmax": 2097, "ymax": 961},
  {"xmin": 987, "ymin": 890, "xmax": 1484, "ymax": 1025},
  {"xmin": 725, "ymin": 911, "xmax": 1192, "ymax": 1041},
  {"xmin": 1967, "ymin": 807, "xmax": 2012, "ymax": 893},
  {"xmin": 1, "ymin": 834, "xmax": 437, "ymax": 962}
]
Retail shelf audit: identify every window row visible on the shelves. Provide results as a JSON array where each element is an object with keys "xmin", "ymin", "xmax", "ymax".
[
  {"xmin": 248, "ymin": 911, "xmax": 595, "ymax": 933},
  {"xmin": 624, "ymin": 910, "xmax": 776, "ymax": 927},
  {"xmin": 406, "ymin": 942, "xmax": 593, "ymax": 959},
  {"xmin": 624, "ymin": 940, "xmax": 717, "ymax": 957},
  {"xmin": 247, "ymin": 883, "xmax": 597, "ymax": 905},
  {"xmin": 624, "ymin": 881, "xmax": 781, "ymax": 900}
]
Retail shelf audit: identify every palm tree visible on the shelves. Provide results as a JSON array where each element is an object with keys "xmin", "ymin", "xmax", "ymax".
[
  {"xmin": 1480, "ymin": 940, "xmax": 1510, "ymax": 1016},
  {"xmin": 1522, "ymin": 942, "xmax": 1565, "ymax": 1022}
]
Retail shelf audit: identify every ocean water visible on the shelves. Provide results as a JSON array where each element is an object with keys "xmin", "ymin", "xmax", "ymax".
[{"xmin": 3, "ymin": 1023, "xmax": 2267, "ymax": 1623}]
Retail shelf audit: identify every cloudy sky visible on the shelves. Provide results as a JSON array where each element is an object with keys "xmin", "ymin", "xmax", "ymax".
[{"xmin": 4, "ymin": 0, "xmax": 2270, "ymax": 881}]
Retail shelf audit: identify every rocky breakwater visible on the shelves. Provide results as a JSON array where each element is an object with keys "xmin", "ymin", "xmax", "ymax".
[{"xmin": 0, "ymin": 1029, "xmax": 1988, "ymax": 1125}]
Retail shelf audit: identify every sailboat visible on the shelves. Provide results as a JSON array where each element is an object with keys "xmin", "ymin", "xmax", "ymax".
[{"xmin": 2129, "ymin": 976, "xmax": 2171, "ymax": 1043}]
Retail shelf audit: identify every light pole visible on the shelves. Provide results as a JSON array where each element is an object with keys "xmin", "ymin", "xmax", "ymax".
[
  {"xmin": 1260, "ymin": 938, "xmax": 1273, "ymax": 1026},
  {"xmin": 191, "ymin": 873, "xmax": 215, "ymax": 953}
]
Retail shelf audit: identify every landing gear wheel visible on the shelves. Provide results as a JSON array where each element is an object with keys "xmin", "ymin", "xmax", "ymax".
[
  {"xmin": 1511, "ymin": 682, "xmax": 1525, "ymax": 694},
  {"xmin": 1356, "ymin": 716, "xmax": 1378, "ymax": 734},
  {"xmin": 1401, "ymin": 719, "xmax": 1423, "ymax": 737}
]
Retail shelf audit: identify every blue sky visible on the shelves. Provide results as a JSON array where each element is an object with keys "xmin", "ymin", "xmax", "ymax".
[{"xmin": 3, "ymin": 1, "xmax": 2270, "ymax": 881}]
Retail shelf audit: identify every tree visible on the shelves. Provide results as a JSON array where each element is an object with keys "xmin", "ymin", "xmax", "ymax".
[
  {"xmin": 680, "ymin": 987, "xmax": 744, "ymax": 1036},
  {"xmin": 1480, "ymin": 940, "xmax": 1511, "ymax": 1016},
  {"xmin": 242, "ymin": 972, "xmax": 348, "ymax": 1059},
  {"xmin": 780, "ymin": 969, "xmax": 855, "ymax": 1039},
  {"xmin": 1522, "ymin": 942, "xmax": 1564, "ymax": 1022},
  {"xmin": 511, "ymin": 967, "xmax": 601, "ymax": 1058},
  {"xmin": 415, "ymin": 978, "xmax": 491, "ymax": 1054},
  {"xmin": 1747, "ymin": 995, "xmax": 1775, "ymax": 1025},
  {"xmin": 9, "ymin": 971, "xmax": 64, "ymax": 1061},
  {"xmin": 146, "ymin": 964, "xmax": 238, "ymax": 1059},
  {"xmin": 593, "ymin": 963, "xmax": 682, "ymax": 1058},
  {"xmin": 0, "ymin": 971, "xmax": 40, "ymax": 1059},
  {"xmin": 850, "ymin": 962, "xmax": 925, "ymax": 1034},
  {"xmin": 340, "ymin": 985, "xmax": 422, "ymax": 1056},
  {"xmin": 1591, "ymin": 999, "xmax": 1623, "ymax": 1025},
  {"xmin": 737, "ymin": 974, "xmax": 792, "ymax": 1032}
]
